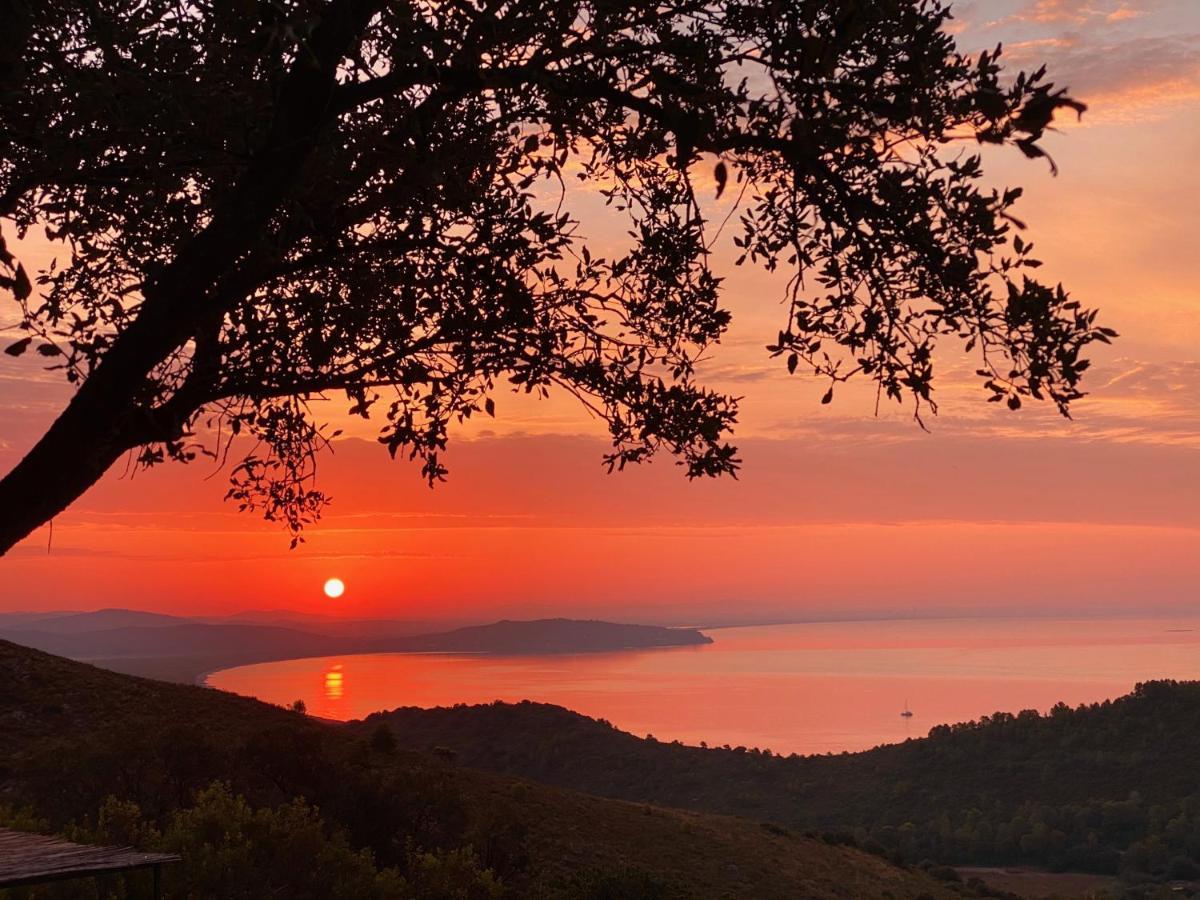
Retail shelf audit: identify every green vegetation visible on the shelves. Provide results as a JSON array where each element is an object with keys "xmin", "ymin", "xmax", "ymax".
[
  {"xmin": 0, "ymin": 641, "xmax": 965, "ymax": 899},
  {"xmin": 366, "ymin": 681, "xmax": 1200, "ymax": 887}
]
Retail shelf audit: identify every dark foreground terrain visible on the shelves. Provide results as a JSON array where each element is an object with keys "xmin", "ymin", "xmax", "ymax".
[
  {"xmin": 363, "ymin": 683, "xmax": 1200, "ymax": 892},
  {"xmin": 0, "ymin": 640, "xmax": 966, "ymax": 899}
]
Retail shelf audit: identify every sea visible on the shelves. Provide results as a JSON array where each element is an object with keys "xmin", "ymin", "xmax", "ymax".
[{"xmin": 206, "ymin": 615, "xmax": 1200, "ymax": 754}]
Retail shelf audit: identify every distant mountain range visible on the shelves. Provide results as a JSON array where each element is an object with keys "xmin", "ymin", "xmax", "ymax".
[
  {"xmin": 0, "ymin": 611, "xmax": 712, "ymax": 682},
  {"xmin": 0, "ymin": 607, "xmax": 457, "ymax": 636}
]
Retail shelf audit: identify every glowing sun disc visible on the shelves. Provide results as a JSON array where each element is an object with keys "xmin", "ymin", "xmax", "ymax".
[{"xmin": 323, "ymin": 578, "xmax": 345, "ymax": 599}]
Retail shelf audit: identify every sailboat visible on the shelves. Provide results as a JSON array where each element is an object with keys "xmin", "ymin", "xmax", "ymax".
[{"xmin": 900, "ymin": 700, "xmax": 914, "ymax": 718}]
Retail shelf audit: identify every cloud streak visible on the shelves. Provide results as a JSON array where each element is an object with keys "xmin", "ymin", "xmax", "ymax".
[
  {"xmin": 953, "ymin": 0, "xmax": 1200, "ymax": 121},
  {"xmin": 1011, "ymin": 0, "xmax": 1150, "ymax": 25}
]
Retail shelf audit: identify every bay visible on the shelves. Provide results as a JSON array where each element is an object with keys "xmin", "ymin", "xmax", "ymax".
[{"xmin": 206, "ymin": 615, "xmax": 1200, "ymax": 754}]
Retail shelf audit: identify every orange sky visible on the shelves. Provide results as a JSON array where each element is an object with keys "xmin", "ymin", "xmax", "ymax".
[{"xmin": 2, "ymin": 0, "xmax": 1198, "ymax": 621}]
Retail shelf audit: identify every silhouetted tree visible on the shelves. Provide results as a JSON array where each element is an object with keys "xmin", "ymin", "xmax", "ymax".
[
  {"xmin": 370, "ymin": 722, "xmax": 397, "ymax": 754},
  {"xmin": 0, "ymin": 0, "xmax": 1108, "ymax": 552}
]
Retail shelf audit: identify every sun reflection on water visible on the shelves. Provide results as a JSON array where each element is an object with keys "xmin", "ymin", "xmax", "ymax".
[{"xmin": 324, "ymin": 664, "xmax": 344, "ymax": 701}]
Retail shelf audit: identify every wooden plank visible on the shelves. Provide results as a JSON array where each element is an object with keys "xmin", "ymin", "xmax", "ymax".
[{"xmin": 0, "ymin": 828, "xmax": 179, "ymax": 887}]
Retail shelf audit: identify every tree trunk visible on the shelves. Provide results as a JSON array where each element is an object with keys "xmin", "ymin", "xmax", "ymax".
[
  {"xmin": 0, "ymin": 388, "xmax": 142, "ymax": 554},
  {"xmin": 0, "ymin": 0, "xmax": 376, "ymax": 556},
  {"xmin": 0, "ymin": 285, "xmax": 209, "ymax": 554}
]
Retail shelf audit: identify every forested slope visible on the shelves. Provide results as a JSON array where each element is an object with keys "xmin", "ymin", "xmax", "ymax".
[
  {"xmin": 366, "ymin": 682, "xmax": 1200, "ymax": 882},
  {"xmin": 0, "ymin": 641, "xmax": 966, "ymax": 899}
]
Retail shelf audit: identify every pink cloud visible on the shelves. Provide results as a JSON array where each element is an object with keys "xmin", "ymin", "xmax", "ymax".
[
  {"xmin": 1002, "ymin": 32, "xmax": 1200, "ymax": 121},
  {"xmin": 1012, "ymin": 0, "xmax": 1151, "ymax": 24}
]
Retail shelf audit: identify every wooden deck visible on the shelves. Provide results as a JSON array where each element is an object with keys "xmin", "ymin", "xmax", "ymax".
[{"xmin": 0, "ymin": 828, "xmax": 179, "ymax": 888}]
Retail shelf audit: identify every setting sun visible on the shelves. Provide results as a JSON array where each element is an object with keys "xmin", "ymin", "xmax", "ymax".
[{"xmin": 323, "ymin": 578, "xmax": 345, "ymax": 599}]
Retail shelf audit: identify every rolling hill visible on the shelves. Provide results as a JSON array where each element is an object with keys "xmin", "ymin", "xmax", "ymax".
[
  {"xmin": 0, "ymin": 640, "xmax": 970, "ymax": 899},
  {"xmin": 362, "ymin": 685, "xmax": 1200, "ymax": 884}
]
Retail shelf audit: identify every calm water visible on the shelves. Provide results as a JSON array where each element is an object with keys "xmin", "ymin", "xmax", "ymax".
[{"xmin": 207, "ymin": 616, "xmax": 1200, "ymax": 754}]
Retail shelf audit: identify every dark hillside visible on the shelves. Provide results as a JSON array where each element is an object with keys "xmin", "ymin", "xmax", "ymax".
[
  {"xmin": 364, "ymin": 683, "xmax": 1200, "ymax": 881},
  {"xmin": 0, "ymin": 641, "xmax": 964, "ymax": 899}
]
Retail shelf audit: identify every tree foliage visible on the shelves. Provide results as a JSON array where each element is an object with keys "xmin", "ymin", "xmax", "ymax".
[{"xmin": 0, "ymin": 0, "xmax": 1107, "ymax": 549}]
